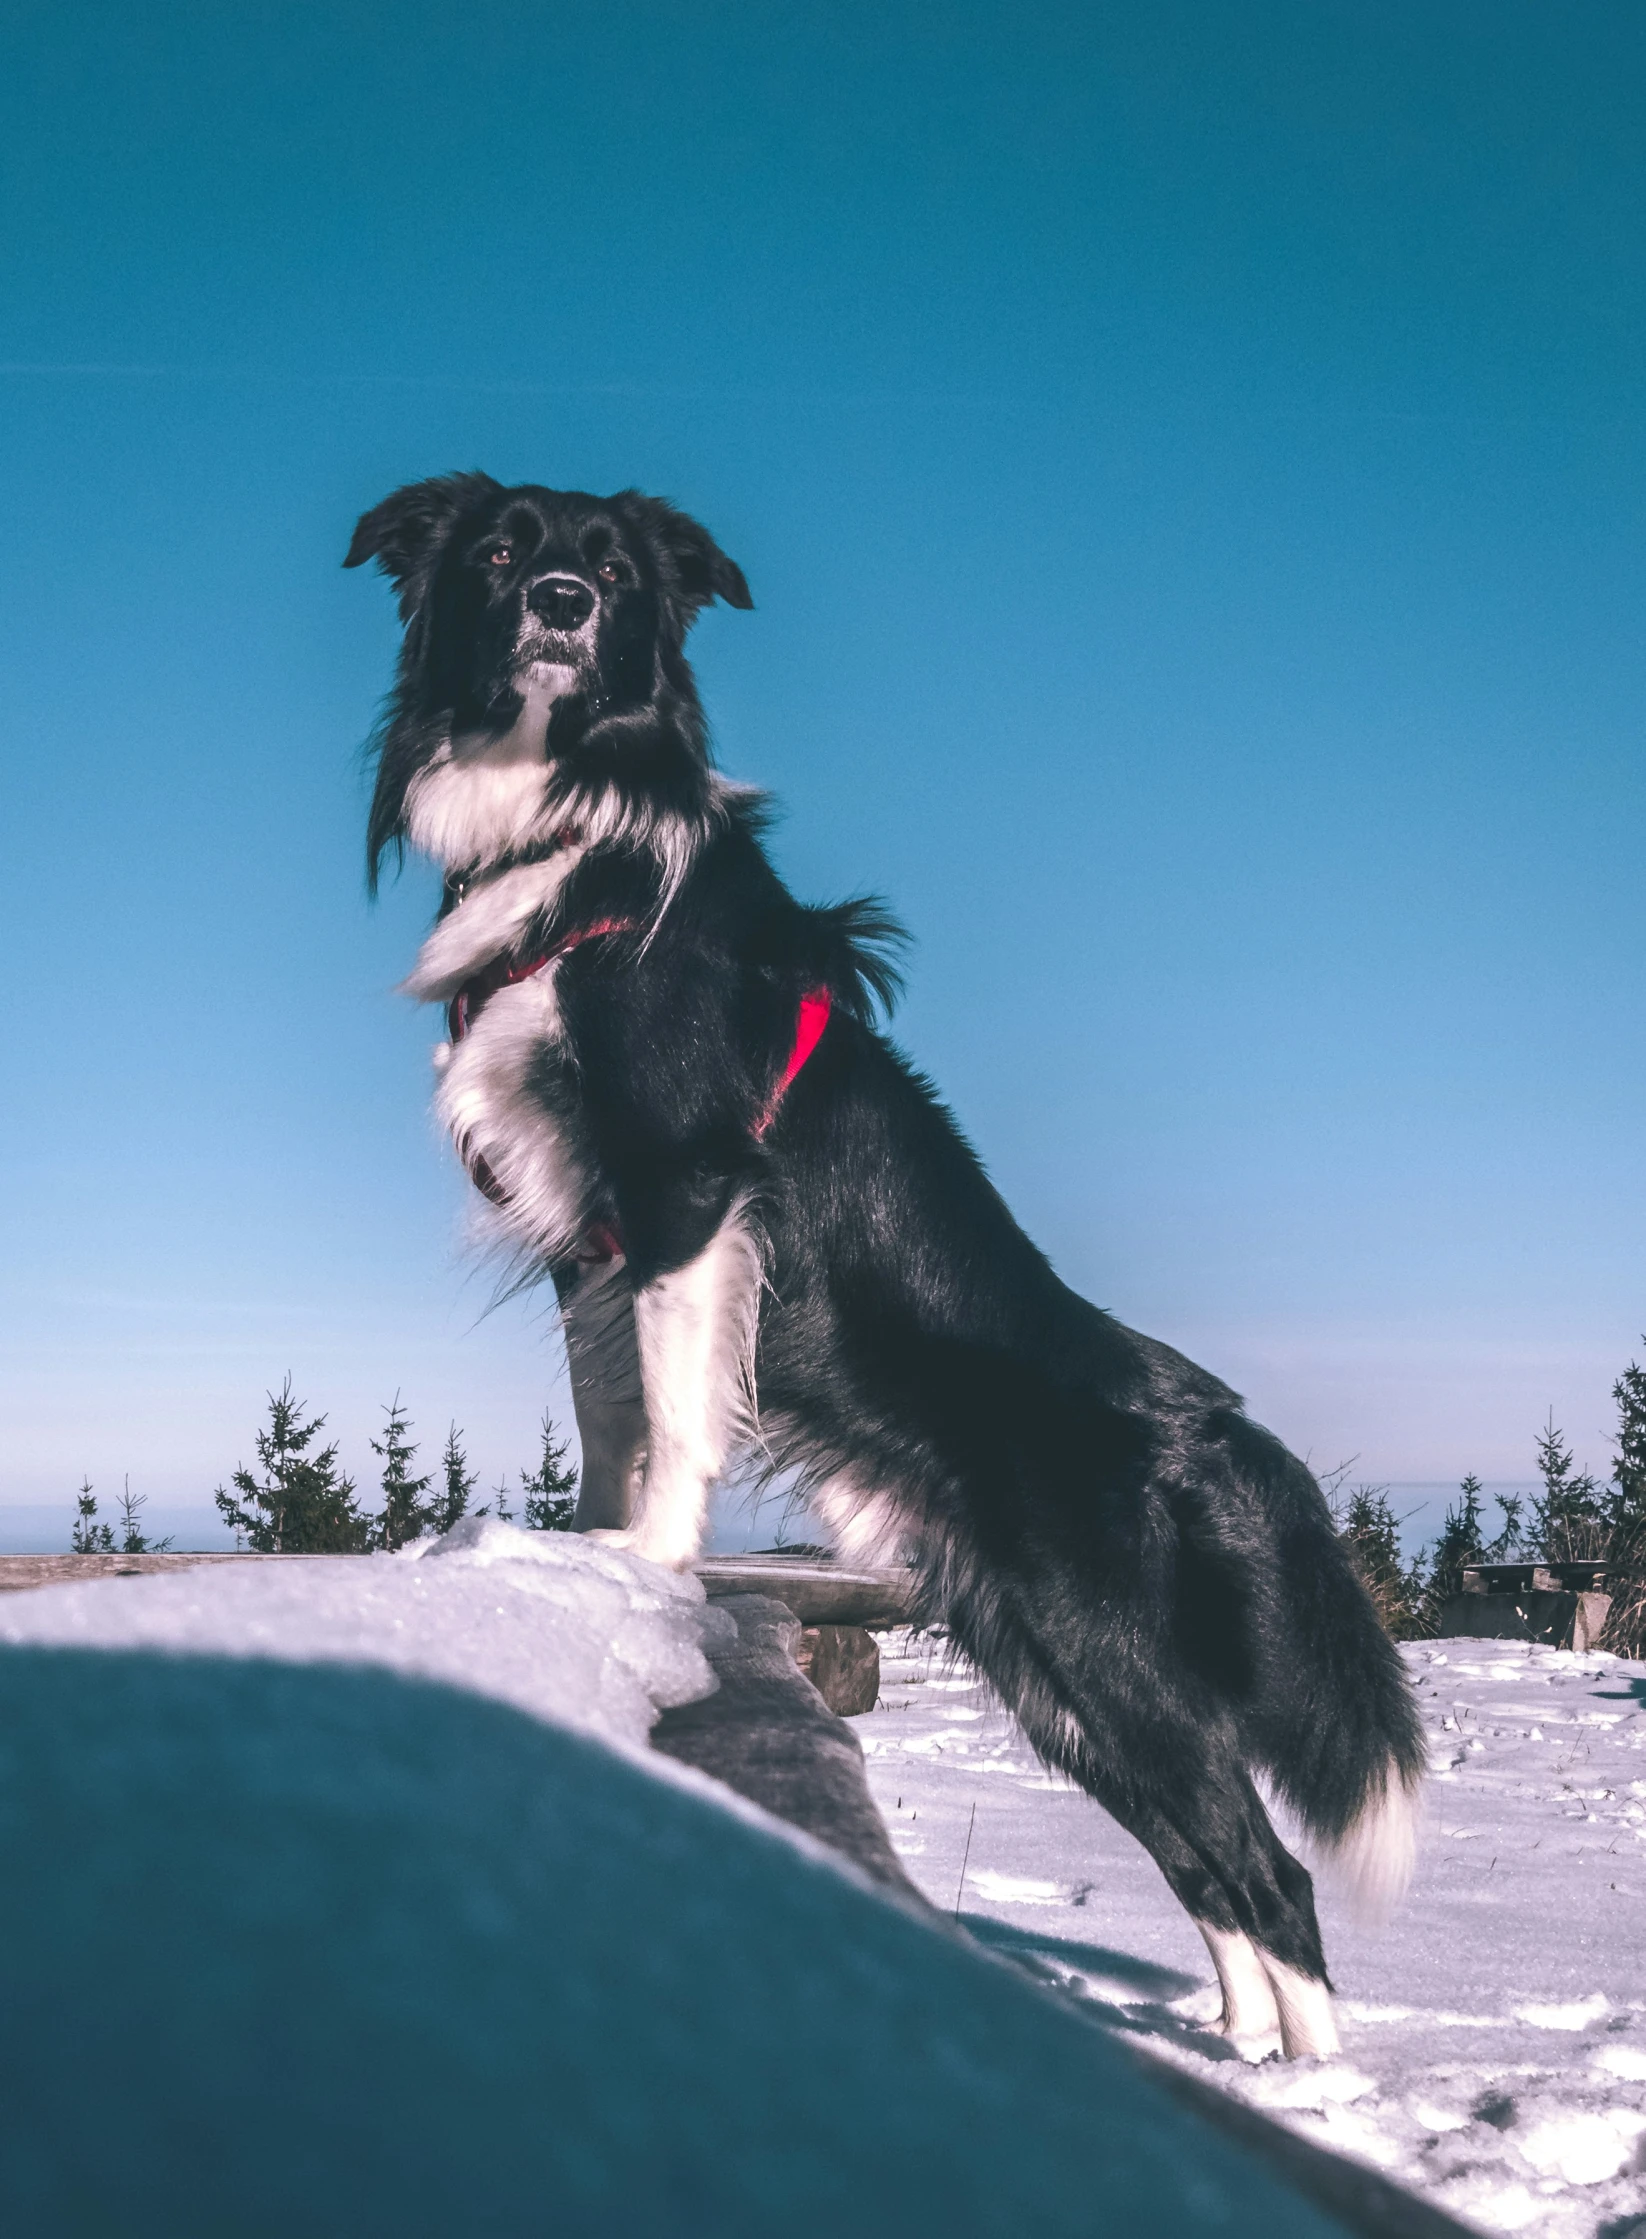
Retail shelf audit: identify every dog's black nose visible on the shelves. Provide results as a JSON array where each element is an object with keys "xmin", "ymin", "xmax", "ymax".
[{"xmin": 527, "ymin": 574, "xmax": 596, "ymax": 630}]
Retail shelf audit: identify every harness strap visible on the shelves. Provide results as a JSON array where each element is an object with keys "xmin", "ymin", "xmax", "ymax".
[
  {"xmin": 447, "ymin": 924, "xmax": 833, "ymax": 1243},
  {"xmin": 447, "ymin": 917, "xmax": 640, "ymax": 1045},
  {"xmin": 753, "ymin": 985, "xmax": 832, "ymax": 1140}
]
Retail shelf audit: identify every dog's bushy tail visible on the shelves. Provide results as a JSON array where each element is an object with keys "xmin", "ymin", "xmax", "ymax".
[
  {"xmin": 1312, "ymin": 1756, "xmax": 1423, "ymax": 1922},
  {"xmin": 1250, "ymin": 1453, "xmax": 1429, "ymax": 1922}
]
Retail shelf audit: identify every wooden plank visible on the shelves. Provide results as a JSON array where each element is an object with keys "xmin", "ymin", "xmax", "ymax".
[
  {"xmin": 0, "ymin": 1552, "xmax": 291, "ymax": 1595},
  {"xmin": 1, "ymin": 1549, "xmax": 918, "ymax": 1624},
  {"xmin": 692, "ymin": 1555, "xmax": 914, "ymax": 1628}
]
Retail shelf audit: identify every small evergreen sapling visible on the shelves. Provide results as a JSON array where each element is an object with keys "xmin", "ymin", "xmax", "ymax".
[
  {"xmin": 370, "ymin": 1397, "xmax": 438, "ymax": 1551},
  {"xmin": 215, "ymin": 1378, "xmax": 370, "ymax": 1554},
  {"xmin": 521, "ymin": 1412, "xmax": 579, "ymax": 1532},
  {"xmin": 117, "ymin": 1478, "xmax": 173, "ymax": 1555},
  {"xmin": 71, "ymin": 1478, "xmax": 114, "ymax": 1554},
  {"xmin": 435, "ymin": 1423, "xmax": 479, "ymax": 1534},
  {"xmin": 1531, "ymin": 1411, "xmax": 1606, "ymax": 1564}
]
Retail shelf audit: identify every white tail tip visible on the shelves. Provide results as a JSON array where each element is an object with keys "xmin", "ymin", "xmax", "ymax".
[{"xmin": 1316, "ymin": 1759, "xmax": 1421, "ymax": 1924}]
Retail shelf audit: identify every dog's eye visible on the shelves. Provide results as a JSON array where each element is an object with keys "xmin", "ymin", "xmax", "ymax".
[
  {"xmin": 597, "ymin": 560, "xmax": 622, "ymax": 585},
  {"xmin": 486, "ymin": 544, "xmax": 513, "ymax": 568}
]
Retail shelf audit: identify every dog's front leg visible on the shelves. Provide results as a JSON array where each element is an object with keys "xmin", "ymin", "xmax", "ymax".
[
  {"xmin": 592, "ymin": 1205, "xmax": 762, "ymax": 1570},
  {"xmin": 551, "ymin": 1259, "xmax": 648, "ymax": 1532}
]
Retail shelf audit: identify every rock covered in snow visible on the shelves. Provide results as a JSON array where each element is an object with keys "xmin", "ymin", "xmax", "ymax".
[
  {"xmin": 0, "ymin": 1544, "xmax": 1339, "ymax": 2238},
  {"xmin": 0, "ymin": 1516, "xmax": 729, "ymax": 1750}
]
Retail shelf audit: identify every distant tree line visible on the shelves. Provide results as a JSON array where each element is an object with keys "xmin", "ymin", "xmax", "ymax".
[
  {"xmin": 1335, "ymin": 1340, "xmax": 1646, "ymax": 1653},
  {"xmin": 69, "ymin": 1380, "xmax": 580, "ymax": 1556}
]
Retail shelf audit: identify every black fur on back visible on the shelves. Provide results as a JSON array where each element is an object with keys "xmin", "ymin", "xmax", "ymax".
[{"xmin": 349, "ymin": 472, "xmax": 1426, "ymax": 1993}]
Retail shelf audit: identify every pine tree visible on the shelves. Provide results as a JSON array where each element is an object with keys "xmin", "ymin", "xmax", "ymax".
[
  {"xmin": 215, "ymin": 1378, "xmax": 370, "ymax": 1554},
  {"xmin": 434, "ymin": 1422, "xmax": 479, "ymax": 1535},
  {"xmin": 1531, "ymin": 1411, "xmax": 1605, "ymax": 1564},
  {"xmin": 1337, "ymin": 1484, "xmax": 1428, "ymax": 1639},
  {"xmin": 1427, "ymin": 1475, "xmax": 1487, "ymax": 1605},
  {"xmin": 1607, "ymin": 1346, "xmax": 1646, "ymax": 1538},
  {"xmin": 117, "ymin": 1478, "xmax": 173, "ymax": 1555},
  {"xmin": 1601, "ymin": 1344, "xmax": 1646, "ymax": 1657},
  {"xmin": 71, "ymin": 1478, "xmax": 114, "ymax": 1554},
  {"xmin": 1485, "ymin": 1491, "xmax": 1526, "ymax": 1560},
  {"xmin": 1418, "ymin": 1474, "xmax": 1526, "ymax": 1630},
  {"xmin": 521, "ymin": 1412, "xmax": 580, "ymax": 1532},
  {"xmin": 369, "ymin": 1396, "xmax": 437, "ymax": 1551}
]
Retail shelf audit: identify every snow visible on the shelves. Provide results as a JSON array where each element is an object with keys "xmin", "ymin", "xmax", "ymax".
[
  {"xmin": 6, "ymin": 1529, "xmax": 1645, "ymax": 2228},
  {"xmin": 0, "ymin": 1534, "xmax": 1345, "ymax": 2236},
  {"xmin": 862, "ymin": 1630, "xmax": 1646, "ymax": 2237},
  {"xmin": 0, "ymin": 1517, "xmax": 728, "ymax": 1751}
]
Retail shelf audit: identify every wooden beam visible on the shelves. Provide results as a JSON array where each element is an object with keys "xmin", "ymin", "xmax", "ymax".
[{"xmin": 692, "ymin": 1554, "xmax": 914, "ymax": 1628}]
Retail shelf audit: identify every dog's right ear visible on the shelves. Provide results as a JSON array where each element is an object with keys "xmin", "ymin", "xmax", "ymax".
[{"xmin": 344, "ymin": 471, "xmax": 500, "ymax": 618}]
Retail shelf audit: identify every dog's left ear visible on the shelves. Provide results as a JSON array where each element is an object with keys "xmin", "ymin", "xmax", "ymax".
[
  {"xmin": 344, "ymin": 471, "xmax": 501, "ymax": 617},
  {"xmin": 619, "ymin": 493, "xmax": 754, "ymax": 613}
]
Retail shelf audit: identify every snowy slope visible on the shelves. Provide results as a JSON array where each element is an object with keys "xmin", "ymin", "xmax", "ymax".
[{"xmin": 861, "ymin": 1632, "xmax": 1646, "ymax": 2238}]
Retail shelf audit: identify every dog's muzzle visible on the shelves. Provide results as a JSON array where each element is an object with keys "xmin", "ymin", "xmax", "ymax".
[{"xmin": 527, "ymin": 574, "xmax": 596, "ymax": 631}]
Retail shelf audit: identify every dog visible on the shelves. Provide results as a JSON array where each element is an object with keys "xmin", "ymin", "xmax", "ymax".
[{"xmin": 346, "ymin": 472, "xmax": 1426, "ymax": 2058}]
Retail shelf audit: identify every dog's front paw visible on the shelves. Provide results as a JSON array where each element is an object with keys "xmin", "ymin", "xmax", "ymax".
[{"xmin": 579, "ymin": 1523, "xmax": 699, "ymax": 1571}]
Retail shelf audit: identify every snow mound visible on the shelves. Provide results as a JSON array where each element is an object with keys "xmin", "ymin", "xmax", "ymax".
[{"xmin": 0, "ymin": 1519, "xmax": 728, "ymax": 1750}]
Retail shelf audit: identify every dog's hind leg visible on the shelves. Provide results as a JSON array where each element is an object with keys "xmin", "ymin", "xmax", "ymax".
[
  {"xmin": 1196, "ymin": 1923, "xmax": 1281, "ymax": 2041},
  {"xmin": 552, "ymin": 1260, "xmax": 648, "ymax": 1533},
  {"xmin": 1085, "ymin": 1757, "xmax": 1339, "ymax": 2059},
  {"xmin": 597, "ymin": 1207, "xmax": 763, "ymax": 1569}
]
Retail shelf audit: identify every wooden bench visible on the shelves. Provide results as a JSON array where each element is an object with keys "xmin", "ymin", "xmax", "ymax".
[{"xmin": 1439, "ymin": 1559, "xmax": 1612, "ymax": 1649}]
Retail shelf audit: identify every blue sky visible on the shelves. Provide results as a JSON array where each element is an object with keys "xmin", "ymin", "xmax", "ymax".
[{"xmin": 2, "ymin": 2, "xmax": 1642, "ymax": 1538}]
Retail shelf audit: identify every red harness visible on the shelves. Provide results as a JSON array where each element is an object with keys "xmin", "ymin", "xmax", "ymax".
[
  {"xmin": 752, "ymin": 984, "xmax": 833, "ymax": 1140},
  {"xmin": 447, "ymin": 922, "xmax": 831, "ymax": 1251},
  {"xmin": 445, "ymin": 917, "xmax": 640, "ymax": 1046}
]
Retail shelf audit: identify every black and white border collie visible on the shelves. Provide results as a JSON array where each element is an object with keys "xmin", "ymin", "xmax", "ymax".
[{"xmin": 347, "ymin": 472, "xmax": 1425, "ymax": 2059}]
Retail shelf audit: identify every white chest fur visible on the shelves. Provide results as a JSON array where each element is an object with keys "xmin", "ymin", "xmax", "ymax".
[
  {"xmin": 404, "ymin": 851, "xmax": 597, "ymax": 1263},
  {"xmin": 404, "ymin": 664, "xmax": 577, "ymax": 871},
  {"xmin": 400, "ymin": 853, "xmax": 587, "ymax": 1006},
  {"xmin": 431, "ymin": 970, "xmax": 594, "ymax": 1263}
]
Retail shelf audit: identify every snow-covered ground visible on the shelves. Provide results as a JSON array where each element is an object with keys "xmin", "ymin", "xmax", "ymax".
[{"xmin": 861, "ymin": 1631, "xmax": 1646, "ymax": 2238}]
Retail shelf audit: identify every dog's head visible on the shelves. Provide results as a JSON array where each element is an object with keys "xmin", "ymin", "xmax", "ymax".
[{"xmin": 346, "ymin": 474, "xmax": 752, "ymax": 888}]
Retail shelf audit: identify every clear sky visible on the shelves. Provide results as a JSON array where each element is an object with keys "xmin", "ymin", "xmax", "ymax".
[{"xmin": 2, "ymin": 2, "xmax": 1642, "ymax": 1534}]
